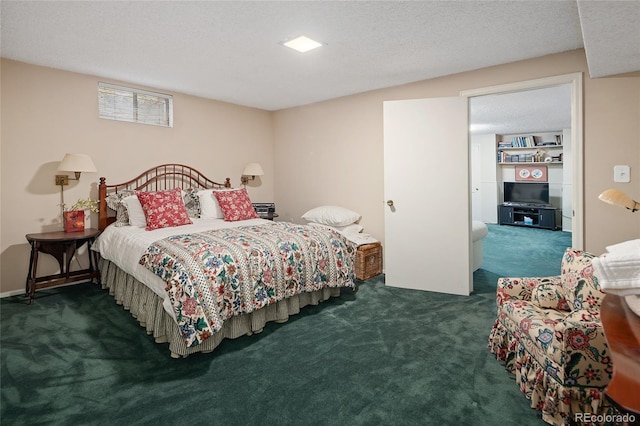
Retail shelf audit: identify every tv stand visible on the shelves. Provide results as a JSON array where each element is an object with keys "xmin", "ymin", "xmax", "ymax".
[{"xmin": 498, "ymin": 204, "xmax": 557, "ymax": 230}]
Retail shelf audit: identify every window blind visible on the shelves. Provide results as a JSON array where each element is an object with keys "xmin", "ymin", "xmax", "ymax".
[{"xmin": 98, "ymin": 82, "xmax": 173, "ymax": 127}]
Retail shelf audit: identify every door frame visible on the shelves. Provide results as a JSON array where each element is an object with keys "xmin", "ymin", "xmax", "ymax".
[{"xmin": 460, "ymin": 72, "xmax": 584, "ymax": 249}]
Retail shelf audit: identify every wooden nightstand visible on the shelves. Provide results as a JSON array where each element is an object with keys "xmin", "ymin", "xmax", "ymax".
[{"xmin": 25, "ymin": 229, "xmax": 101, "ymax": 304}]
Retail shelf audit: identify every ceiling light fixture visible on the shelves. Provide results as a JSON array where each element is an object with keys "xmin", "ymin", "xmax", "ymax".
[{"xmin": 282, "ymin": 36, "xmax": 323, "ymax": 53}]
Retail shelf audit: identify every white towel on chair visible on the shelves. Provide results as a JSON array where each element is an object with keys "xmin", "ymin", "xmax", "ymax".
[
  {"xmin": 605, "ymin": 238, "xmax": 640, "ymax": 255},
  {"xmin": 592, "ymin": 239, "xmax": 640, "ymax": 296}
]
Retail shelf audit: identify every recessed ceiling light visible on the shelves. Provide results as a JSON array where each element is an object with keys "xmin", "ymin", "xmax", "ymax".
[{"xmin": 282, "ymin": 36, "xmax": 323, "ymax": 53}]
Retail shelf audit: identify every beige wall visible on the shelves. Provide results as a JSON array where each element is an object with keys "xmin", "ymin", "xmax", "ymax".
[
  {"xmin": 2, "ymin": 49, "xmax": 639, "ymax": 294},
  {"xmin": 1, "ymin": 59, "xmax": 274, "ymax": 293},
  {"xmin": 274, "ymin": 49, "xmax": 639, "ymax": 254}
]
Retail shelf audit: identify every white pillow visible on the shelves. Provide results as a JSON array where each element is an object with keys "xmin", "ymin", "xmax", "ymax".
[
  {"xmin": 302, "ymin": 206, "xmax": 360, "ymax": 227},
  {"xmin": 197, "ymin": 189, "xmax": 224, "ymax": 219},
  {"xmin": 123, "ymin": 195, "xmax": 146, "ymax": 227},
  {"xmin": 308, "ymin": 222, "xmax": 364, "ymax": 235}
]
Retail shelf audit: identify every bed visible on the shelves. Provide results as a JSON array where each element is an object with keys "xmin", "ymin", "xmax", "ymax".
[{"xmin": 94, "ymin": 164, "xmax": 357, "ymax": 358}]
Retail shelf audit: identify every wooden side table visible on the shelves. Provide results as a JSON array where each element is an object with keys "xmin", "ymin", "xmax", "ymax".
[
  {"xmin": 601, "ymin": 293, "xmax": 640, "ymax": 416},
  {"xmin": 25, "ymin": 228, "xmax": 101, "ymax": 304}
]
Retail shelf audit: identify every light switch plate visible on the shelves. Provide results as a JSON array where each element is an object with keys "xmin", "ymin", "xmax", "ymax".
[{"xmin": 614, "ymin": 165, "xmax": 630, "ymax": 183}]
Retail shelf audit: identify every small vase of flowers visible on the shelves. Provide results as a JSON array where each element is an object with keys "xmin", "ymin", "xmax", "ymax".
[{"xmin": 63, "ymin": 198, "xmax": 99, "ymax": 232}]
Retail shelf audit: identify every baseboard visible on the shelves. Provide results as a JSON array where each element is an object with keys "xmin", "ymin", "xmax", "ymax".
[
  {"xmin": 1, "ymin": 281, "xmax": 92, "ymax": 299},
  {"xmin": 0, "ymin": 289, "xmax": 27, "ymax": 298}
]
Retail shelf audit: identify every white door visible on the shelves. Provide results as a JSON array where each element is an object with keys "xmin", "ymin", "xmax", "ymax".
[{"xmin": 383, "ymin": 97, "xmax": 471, "ymax": 296}]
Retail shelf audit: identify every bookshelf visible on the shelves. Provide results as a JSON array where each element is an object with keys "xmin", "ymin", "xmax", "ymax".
[
  {"xmin": 497, "ymin": 132, "xmax": 563, "ymax": 165},
  {"xmin": 494, "ymin": 131, "xmax": 567, "ymax": 231},
  {"xmin": 471, "ymin": 129, "xmax": 570, "ymax": 228}
]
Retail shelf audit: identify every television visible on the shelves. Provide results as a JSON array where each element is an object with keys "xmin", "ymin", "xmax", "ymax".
[{"xmin": 503, "ymin": 182, "xmax": 549, "ymax": 206}]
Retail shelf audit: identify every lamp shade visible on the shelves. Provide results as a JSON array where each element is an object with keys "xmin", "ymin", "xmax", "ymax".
[
  {"xmin": 242, "ymin": 162, "xmax": 264, "ymax": 176},
  {"xmin": 599, "ymin": 189, "xmax": 639, "ymax": 211},
  {"xmin": 57, "ymin": 153, "xmax": 97, "ymax": 173}
]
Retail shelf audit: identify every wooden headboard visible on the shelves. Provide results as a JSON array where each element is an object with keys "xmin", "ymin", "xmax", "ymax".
[{"xmin": 98, "ymin": 164, "xmax": 231, "ymax": 231}]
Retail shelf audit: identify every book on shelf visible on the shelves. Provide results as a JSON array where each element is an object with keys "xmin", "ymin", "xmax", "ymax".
[
  {"xmin": 497, "ymin": 152, "xmax": 537, "ymax": 163},
  {"xmin": 540, "ymin": 135, "xmax": 563, "ymax": 146},
  {"xmin": 510, "ymin": 136, "xmax": 536, "ymax": 147}
]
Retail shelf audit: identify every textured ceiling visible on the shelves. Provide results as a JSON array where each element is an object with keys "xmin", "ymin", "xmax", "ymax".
[
  {"xmin": 469, "ymin": 85, "xmax": 572, "ymax": 135},
  {"xmin": 1, "ymin": 1, "xmax": 638, "ymax": 132},
  {"xmin": 577, "ymin": 0, "xmax": 640, "ymax": 77}
]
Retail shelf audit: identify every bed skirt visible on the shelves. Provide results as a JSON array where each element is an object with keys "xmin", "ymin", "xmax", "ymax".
[{"xmin": 99, "ymin": 258, "xmax": 343, "ymax": 358}]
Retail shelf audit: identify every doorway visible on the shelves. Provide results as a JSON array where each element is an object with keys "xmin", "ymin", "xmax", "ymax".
[
  {"xmin": 462, "ymin": 73, "xmax": 584, "ymax": 250},
  {"xmin": 382, "ymin": 73, "xmax": 583, "ymax": 296}
]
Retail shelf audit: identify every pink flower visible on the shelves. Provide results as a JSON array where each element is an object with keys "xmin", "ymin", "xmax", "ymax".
[
  {"xmin": 262, "ymin": 269, "xmax": 273, "ymax": 284},
  {"xmin": 567, "ymin": 329, "xmax": 590, "ymax": 350},
  {"xmin": 496, "ymin": 288, "xmax": 509, "ymax": 306},
  {"xmin": 581, "ymin": 265, "xmax": 594, "ymax": 278},
  {"xmin": 581, "ymin": 312, "xmax": 594, "ymax": 322},
  {"xmin": 182, "ymin": 297, "xmax": 198, "ymax": 316},
  {"xmin": 512, "ymin": 300, "xmax": 528, "ymax": 308},
  {"xmin": 584, "ymin": 368, "xmax": 597, "ymax": 381},
  {"xmin": 557, "ymin": 299, "xmax": 570, "ymax": 311},
  {"xmin": 318, "ymin": 258, "xmax": 327, "ymax": 270},
  {"xmin": 565, "ymin": 274, "xmax": 578, "ymax": 290}
]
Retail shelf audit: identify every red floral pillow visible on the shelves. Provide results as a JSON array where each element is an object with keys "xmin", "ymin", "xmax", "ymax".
[
  {"xmin": 136, "ymin": 188, "xmax": 193, "ymax": 231},
  {"xmin": 213, "ymin": 188, "xmax": 258, "ymax": 221}
]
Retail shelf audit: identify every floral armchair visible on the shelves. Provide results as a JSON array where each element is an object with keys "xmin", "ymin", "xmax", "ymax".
[{"xmin": 488, "ymin": 248, "xmax": 615, "ymax": 425}]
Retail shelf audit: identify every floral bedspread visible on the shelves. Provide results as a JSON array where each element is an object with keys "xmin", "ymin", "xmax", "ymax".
[{"xmin": 139, "ymin": 222, "xmax": 356, "ymax": 348}]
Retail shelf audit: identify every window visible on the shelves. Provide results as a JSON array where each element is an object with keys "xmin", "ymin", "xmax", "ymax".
[{"xmin": 98, "ymin": 82, "xmax": 173, "ymax": 127}]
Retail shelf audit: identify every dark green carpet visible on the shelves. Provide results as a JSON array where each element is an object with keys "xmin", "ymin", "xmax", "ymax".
[{"xmin": 1, "ymin": 224, "xmax": 571, "ymax": 425}]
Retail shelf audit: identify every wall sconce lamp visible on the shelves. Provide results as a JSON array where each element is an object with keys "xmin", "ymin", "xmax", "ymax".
[
  {"xmin": 241, "ymin": 162, "xmax": 264, "ymax": 185},
  {"xmin": 56, "ymin": 153, "xmax": 97, "ymax": 199},
  {"xmin": 599, "ymin": 189, "xmax": 639, "ymax": 212}
]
